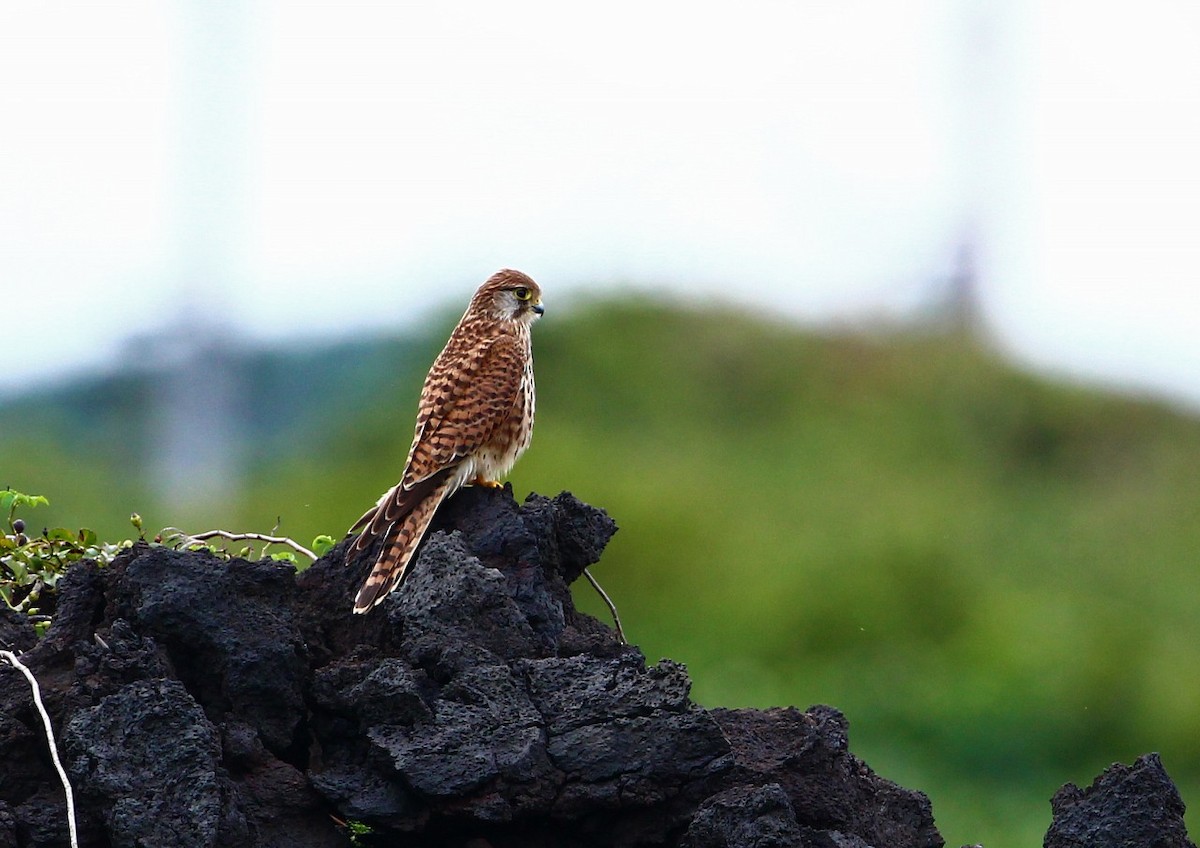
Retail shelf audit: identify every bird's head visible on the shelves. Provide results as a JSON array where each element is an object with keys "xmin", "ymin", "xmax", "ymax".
[{"xmin": 471, "ymin": 269, "xmax": 545, "ymax": 324}]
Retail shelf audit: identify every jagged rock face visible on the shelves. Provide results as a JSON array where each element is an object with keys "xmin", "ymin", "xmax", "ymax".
[
  {"xmin": 0, "ymin": 487, "xmax": 1191, "ymax": 847},
  {"xmin": 1045, "ymin": 753, "xmax": 1198, "ymax": 848}
]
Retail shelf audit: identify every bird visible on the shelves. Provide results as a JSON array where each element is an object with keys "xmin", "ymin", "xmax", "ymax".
[{"xmin": 345, "ymin": 269, "xmax": 544, "ymax": 613}]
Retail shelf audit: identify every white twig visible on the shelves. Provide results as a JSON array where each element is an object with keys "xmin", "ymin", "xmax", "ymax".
[
  {"xmin": 581, "ymin": 567, "xmax": 626, "ymax": 644},
  {"xmin": 1, "ymin": 650, "xmax": 78, "ymax": 848},
  {"xmin": 162, "ymin": 528, "xmax": 317, "ymax": 561}
]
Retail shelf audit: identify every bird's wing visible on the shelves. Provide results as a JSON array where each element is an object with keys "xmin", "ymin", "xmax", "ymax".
[
  {"xmin": 403, "ymin": 333, "xmax": 526, "ymax": 487},
  {"xmin": 348, "ymin": 334, "xmax": 524, "ymax": 552},
  {"xmin": 347, "ymin": 468, "xmax": 450, "ymax": 544}
]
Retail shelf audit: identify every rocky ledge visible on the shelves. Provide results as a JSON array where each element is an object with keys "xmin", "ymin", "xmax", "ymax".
[{"xmin": 0, "ymin": 487, "xmax": 1193, "ymax": 847}]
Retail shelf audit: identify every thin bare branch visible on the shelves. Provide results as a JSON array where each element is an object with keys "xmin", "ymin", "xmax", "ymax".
[
  {"xmin": 1, "ymin": 650, "xmax": 78, "ymax": 848},
  {"xmin": 162, "ymin": 528, "xmax": 317, "ymax": 561},
  {"xmin": 581, "ymin": 567, "xmax": 626, "ymax": 644}
]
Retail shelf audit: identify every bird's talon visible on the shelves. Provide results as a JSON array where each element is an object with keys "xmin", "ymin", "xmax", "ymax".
[{"xmin": 472, "ymin": 477, "xmax": 504, "ymax": 489}]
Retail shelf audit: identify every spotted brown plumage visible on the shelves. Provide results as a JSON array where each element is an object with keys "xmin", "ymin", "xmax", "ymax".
[{"xmin": 347, "ymin": 269, "xmax": 543, "ymax": 613}]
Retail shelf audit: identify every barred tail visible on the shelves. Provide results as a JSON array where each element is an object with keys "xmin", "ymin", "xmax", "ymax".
[{"xmin": 350, "ymin": 472, "xmax": 455, "ymax": 614}]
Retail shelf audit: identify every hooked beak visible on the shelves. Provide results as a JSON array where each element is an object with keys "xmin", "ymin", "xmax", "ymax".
[{"xmin": 532, "ymin": 302, "xmax": 545, "ymax": 316}]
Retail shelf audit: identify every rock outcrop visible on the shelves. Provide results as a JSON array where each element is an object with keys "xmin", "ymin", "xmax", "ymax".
[
  {"xmin": 0, "ymin": 487, "xmax": 1193, "ymax": 847},
  {"xmin": 1044, "ymin": 753, "xmax": 1196, "ymax": 848}
]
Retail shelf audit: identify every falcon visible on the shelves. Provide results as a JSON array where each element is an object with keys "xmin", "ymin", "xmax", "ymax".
[{"xmin": 346, "ymin": 269, "xmax": 543, "ymax": 613}]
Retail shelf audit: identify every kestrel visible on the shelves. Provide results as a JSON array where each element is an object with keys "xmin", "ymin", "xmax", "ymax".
[{"xmin": 346, "ymin": 269, "xmax": 544, "ymax": 613}]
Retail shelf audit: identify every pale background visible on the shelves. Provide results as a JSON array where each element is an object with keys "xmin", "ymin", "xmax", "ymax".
[{"xmin": 2, "ymin": 0, "xmax": 1198, "ymax": 406}]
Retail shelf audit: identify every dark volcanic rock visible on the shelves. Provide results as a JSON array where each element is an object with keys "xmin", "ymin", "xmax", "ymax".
[
  {"xmin": 0, "ymin": 607, "xmax": 36, "ymax": 655},
  {"xmin": 63, "ymin": 677, "xmax": 245, "ymax": 847},
  {"xmin": 8, "ymin": 485, "xmax": 1184, "ymax": 847},
  {"xmin": 681, "ymin": 784, "xmax": 805, "ymax": 848},
  {"xmin": 1, "ymin": 486, "xmax": 948, "ymax": 847},
  {"xmin": 1044, "ymin": 753, "xmax": 1197, "ymax": 848},
  {"xmin": 709, "ymin": 706, "xmax": 940, "ymax": 848},
  {"xmin": 106, "ymin": 547, "xmax": 309, "ymax": 755}
]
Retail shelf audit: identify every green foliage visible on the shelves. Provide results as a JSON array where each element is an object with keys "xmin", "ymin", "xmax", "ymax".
[
  {"xmin": 345, "ymin": 818, "xmax": 373, "ymax": 845},
  {"xmin": 1, "ymin": 489, "xmax": 135, "ymax": 633},
  {"xmin": 2, "ymin": 300, "xmax": 1199, "ymax": 845},
  {"xmin": 1, "ymin": 489, "xmax": 49, "ymax": 524},
  {"xmin": 2, "ymin": 490, "xmax": 332, "ymax": 632}
]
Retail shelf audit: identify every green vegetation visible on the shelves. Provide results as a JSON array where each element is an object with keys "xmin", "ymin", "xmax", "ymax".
[
  {"xmin": 1, "ymin": 489, "xmax": 335, "ymax": 631},
  {"xmin": 3, "ymin": 298, "xmax": 1198, "ymax": 846},
  {"xmin": 344, "ymin": 818, "xmax": 374, "ymax": 845},
  {"xmin": 1, "ymin": 490, "xmax": 137, "ymax": 633}
]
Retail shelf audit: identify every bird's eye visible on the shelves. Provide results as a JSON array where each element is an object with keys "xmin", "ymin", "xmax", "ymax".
[{"xmin": 513, "ymin": 287, "xmax": 532, "ymax": 301}]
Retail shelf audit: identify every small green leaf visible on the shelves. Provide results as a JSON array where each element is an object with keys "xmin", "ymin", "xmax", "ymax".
[
  {"xmin": 3, "ymin": 491, "xmax": 49, "ymax": 515},
  {"xmin": 32, "ymin": 560, "xmax": 60, "ymax": 583},
  {"xmin": 79, "ymin": 528, "xmax": 98, "ymax": 547},
  {"xmin": 311, "ymin": 534, "xmax": 336, "ymax": 556},
  {"xmin": 269, "ymin": 551, "xmax": 297, "ymax": 564}
]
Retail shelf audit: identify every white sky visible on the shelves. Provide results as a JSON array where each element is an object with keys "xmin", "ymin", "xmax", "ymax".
[{"xmin": 1, "ymin": 1, "xmax": 1198, "ymax": 407}]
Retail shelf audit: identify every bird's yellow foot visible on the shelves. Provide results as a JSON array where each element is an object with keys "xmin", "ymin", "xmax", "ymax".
[{"xmin": 471, "ymin": 476, "xmax": 504, "ymax": 489}]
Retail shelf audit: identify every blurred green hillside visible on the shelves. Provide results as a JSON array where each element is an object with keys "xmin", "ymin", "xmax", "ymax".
[{"xmin": 3, "ymin": 298, "xmax": 1199, "ymax": 846}]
